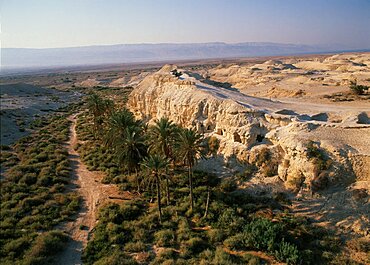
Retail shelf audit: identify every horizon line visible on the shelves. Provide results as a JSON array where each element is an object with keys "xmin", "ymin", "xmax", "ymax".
[{"xmin": 2, "ymin": 41, "xmax": 346, "ymax": 50}]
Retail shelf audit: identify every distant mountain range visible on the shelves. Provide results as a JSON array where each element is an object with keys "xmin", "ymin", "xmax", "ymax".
[{"xmin": 2, "ymin": 42, "xmax": 369, "ymax": 73}]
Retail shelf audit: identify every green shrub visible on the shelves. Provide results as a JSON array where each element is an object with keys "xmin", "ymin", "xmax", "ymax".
[
  {"xmin": 275, "ymin": 240, "xmax": 300, "ymax": 264},
  {"xmin": 207, "ymin": 228, "xmax": 226, "ymax": 244},
  {"xmin": 243, "ymin": 218, "xmax": 283, "ymax": 252},
  {"xmin": 19, "ymin": 173, "xmax": 38, "ymax": 185},
  {"xmin": 93, "ymin": 251, "xmax": 138, "ymax": 265},
  {"xmin": 152, "ymin": 248, "xmax": 178, "ymax": 264},
  {"xmin": 350, "ymin": 80, "xmax": 369, "ymax": 95},
  {"xmin": 212, "ymin": 247, "xmax": 245, "ymax": 264},
  {"xmin": 181, "ymin": 237, "xmax": 208, "ymax": 257},
  {"xmin": 0, "ymin": 114, "xmax": 79, "ymax": 264},
  {"xmin": 219, "ymin": 178, "xmax": 237, "ymax": 192},
  {"xmin": 124, "ymin": 241, "xmax": 146, "ymax": 252},
  {"xmin": 306, "ymin": 142, "xmax": 327, "ymax": 164},
  {"xmin": 154, "ymin": 229, "xmax": 176, "ymax": 247},
  {"xmin": 26, "ymin": 231, "xmax": 69, "ymax": 262},
  {"xmin": 242, "ymin": 253, "xmax": 262, "ymax": 265},
  {"xmin": 2, "ymin": 236, "xmax": 31, "ymax": 258},
  {"xmin": 216, "ymin": 208, "xmax": 245, "ymax": 233},
  {"xmin": 176, "ymin": 218, "xmax": 193, "ymax": 242},
  {"xmin": 224, "ymin": 233, "xmax": 244, "ymax": 250}
]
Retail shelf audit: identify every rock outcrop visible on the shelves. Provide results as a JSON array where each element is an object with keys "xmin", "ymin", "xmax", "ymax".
[
  {"xmin": 128, "ymin": 65, "xmax": 369, "ymax": 187},
  {"xmin": 128, "ymin": 66, "xmax": 272, "ymax": 151},
  {"xmin": 128, "ymin": 63, "xmax": 370, "ymax": 236}
]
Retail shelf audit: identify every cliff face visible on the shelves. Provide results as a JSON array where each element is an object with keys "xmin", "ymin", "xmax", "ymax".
[
  {"xmin": 127, "ymin": 66, "xmax": 369, "ymax": 191},
  {"xmin": 128, "ymin": 69, "xmax": 271, "ymax": 150}
]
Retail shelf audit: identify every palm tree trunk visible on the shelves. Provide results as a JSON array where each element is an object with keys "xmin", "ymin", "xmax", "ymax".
[
  {"xmin": 150, "ymin": 182, "xmax": 154, "ymax": 203},
  {"xmin": 166, "ymin": 176, "xmax": 170, "ymax": 205},
  {"xmin": 204, "ymin": 185, "xmax": 210, "ymax": 218},
  {"xmin": 189, "ymin": 164, "xmax": 194, "ymax": 212},
  {"xmin": 156, "ymin": 174, "xmax": 162, "ymax": 223},
  {"xmin": 135, "ymin": 168, "xmax": 140, "ymax": 193}
]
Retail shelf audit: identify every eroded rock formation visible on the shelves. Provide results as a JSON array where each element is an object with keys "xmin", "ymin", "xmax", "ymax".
[{"xmin": 128, "ymin": 65, "xmax": 369, "ymax": 190}]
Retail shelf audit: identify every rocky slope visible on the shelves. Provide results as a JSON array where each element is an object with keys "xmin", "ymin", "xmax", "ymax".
[{"xmin": 128, "ymin": 64, "xmax": 370, "ymax": 235}]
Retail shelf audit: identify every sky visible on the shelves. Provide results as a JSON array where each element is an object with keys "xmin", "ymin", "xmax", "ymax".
[{"xmin": 1, "ymin": 0, "xmax": 370, "ymax": 49}]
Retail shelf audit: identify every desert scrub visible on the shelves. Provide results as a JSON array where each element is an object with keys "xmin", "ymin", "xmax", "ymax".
[
  {"xmin": 82, "ymin": 202, "xmax": 147, "ymax": 265},
  {"xmin": 255, "ymin": 147, "xmax": 279, "ymax": 177},
  {"xmin": 82, "ymin": 170, "xmax": 344, "ymax": 264},
  {"xmin": 155, "ymin": 229, "xmax": 176, "ymax": 247},
  {"xmin": 0, "ymin": 113, "xmax": 80, "ymax": 264},
  {"xmin": 75, "ymin": 111, "xmax": 120, "ymax": 180},
  {"xmin": 78, "ymin": 105, "xmax": 346, "ymax": 264},
  {"xmin": 306, "ymin": 141, "xmax": 331, "ymax": 171},
  {"xmin": 0, "ymin": 146, "xmax": 18, "ymax": 169},
  {"xmin": 349, "ymin": 80, "xmax": 369, "ymax": 95}
]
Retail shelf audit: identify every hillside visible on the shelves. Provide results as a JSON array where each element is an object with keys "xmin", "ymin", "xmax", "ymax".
[{"xmin": 2, "ymin": 42, "xmax": 365, "ymax": 72}]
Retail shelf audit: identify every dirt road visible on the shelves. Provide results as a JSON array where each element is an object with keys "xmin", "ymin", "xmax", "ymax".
[{"xmin": 55, "ymin": 113, "xmax": 129, "ymax": 264}]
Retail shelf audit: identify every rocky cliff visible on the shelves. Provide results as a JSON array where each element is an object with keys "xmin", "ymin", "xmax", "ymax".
[
  {"xmin": 128, "ymin": 65, "xmax": 369, "ymax": 188},
  {"xmin": 128, "ymin": 64, "xmax": 370, "ymax": 235}
]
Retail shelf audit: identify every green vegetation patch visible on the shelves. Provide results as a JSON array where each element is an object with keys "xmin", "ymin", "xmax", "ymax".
[
  {"xmin": 78, "ymin": 94, "xmax": 347, "ymax": 265},
  {"xmin": 0, "ymin": 114, "xmax": 80, "ymax": 264}
]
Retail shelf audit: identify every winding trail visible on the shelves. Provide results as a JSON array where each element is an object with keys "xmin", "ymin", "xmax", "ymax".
[{"xmin": 55, "ymin": 113, "xmax": 131, "ymax": 265}]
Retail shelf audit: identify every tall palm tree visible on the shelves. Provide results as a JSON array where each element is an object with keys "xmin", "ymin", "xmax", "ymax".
[
  {"xmin": 147, "ymin": 117, "xmax": 179, "ymax": 204},
  {"xmin": 141, "ymin": 154, "xmax": 169, "ymax": 223},
  {"xmin": 105, "ymin": 109, "xmax": 147, "ymax": 190},
  {"xmin": 116, "ymin": 125, "xmax": 147, "ymax": 188},
  {"xmin": 203, "ymin": 173, "xmax": 219, "ymax": 218},
  {"xmin": 176, "ymin": 128, "xmax": 204, "ymax": 212},
  {"xmin": 87, "ymin": 93, "xmax": 114, "ymax": 134},
  {"xmin": 148, "ymin": 117, "xmax": 178, "ymax": 158},
  {"xmin": 104, "ymin": 108, "xmax": 137, "ymax": 147}
]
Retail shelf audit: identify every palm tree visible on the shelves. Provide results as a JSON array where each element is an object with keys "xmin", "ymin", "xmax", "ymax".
[
  {"xmin": 87, "ymin": 93, "xmax": 114, "ymax": 134},
  {"xmin": 148, "ymin": 117, "xmax": 178, "ymax": 158},
  {"xmin": 147, "ymin": 117, "xmax": 179, "ymax": 204},
  {"xmin": 116, "ymin": 125, "xmax": 147, "ymax": 190},
  {"xmin": 176, "ymin": 128, "xmax": 204, "ymax": 212},
  {"xmin": 104, "ymin": 109, "xmax": 147, "ymax": 190},
  {"xmin": 104, "ymin": 108, "xmax": 137, "ymax": 147},
  {"xmin": 202, "ymin": 173, "xmax": 219, "ymax": 218},
  {"xmin": 141, "ymin": 154, "xmax": 169, "ymax": 223}
]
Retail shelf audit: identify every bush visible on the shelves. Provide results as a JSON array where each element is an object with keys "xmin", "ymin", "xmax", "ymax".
[
  {"xmin": 153, "ymin": 248, "xmax": 178, "ymax": 264},
  {"xmin": 2, "ymin": 236, "xmax": 31, "ymax": 258},
  {"xmin": 181, "ymin": 237, "xmax": 208, "ymax": 257},
  {"xmin": 26, "ymin": 231, "xmax": 69, "ymax": 263},
  {"xmin": 224, "ymin": 233, "xmax": 244, "ymax": 250},
  {"xmin": 306, "ymin": 141, "xmax": 330, "ymax": 171},
  {"xmin": 212, "ymin": 247, "xmax": 245, "ymax": 264},
  {"xmin": 242, "ymin": 253, "xmax": 262, "ymax": 265},
  {"xmin": 207, "ymin": 228, "xmax": 226, "ymax": 244},
  {"xmin": 124, "ymin": 241, "xmax": 146, "ymax": 252},
  {"xmin": 154, "ymin": 229, "xmax": 176, "ymax": 247},
  {"xmin": 243, "ymin": 218, "xmax": 283, "ymax": 252},
  {"xmin": 93, "ymin": 251, "xmax": 138, "ymax": 265},
  {"xmin": 216, "ymin": 208, "xmax": 245, "ymax": 233},
  {"xmin": 219, "ymin": 178, "xmax": 237, "ymax": 192},
  {"xmin": 350, "ymin": 80, "xmax": 369, "ymax": 95},
  {"xmin": 19, "ymin": 173, "xmax": 38, "ymax": 185},
  {"xmin": 275, "ymin": 240, "xmax": 300, "ymax": 264}
]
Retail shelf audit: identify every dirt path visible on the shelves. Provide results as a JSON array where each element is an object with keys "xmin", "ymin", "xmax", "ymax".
[{"xmin": 55, "ymin": 113, "xmax": 131, "ymax": 264}]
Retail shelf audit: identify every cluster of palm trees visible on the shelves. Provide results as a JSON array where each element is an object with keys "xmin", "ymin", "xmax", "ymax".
[
  {"xmin": 86, "ymin": 93, "xmax": 115, "ymax": 134},
  {"xmin": 87, "ymin": 94, "xmax": 207, "ymax": 222}
]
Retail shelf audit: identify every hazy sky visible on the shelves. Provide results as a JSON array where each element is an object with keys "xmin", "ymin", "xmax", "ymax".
[{"xmin": 1, "ymin": 0, "xmax": 370, "ymax": 49}]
